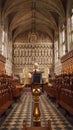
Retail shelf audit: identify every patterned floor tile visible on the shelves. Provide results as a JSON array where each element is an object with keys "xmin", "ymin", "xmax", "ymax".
[{"xmin": 0, "ymin": 88, "xmax": 73, "ymax": 130}]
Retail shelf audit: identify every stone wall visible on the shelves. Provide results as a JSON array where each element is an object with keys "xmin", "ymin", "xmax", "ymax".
[{"xmin": 13, "ymin": 33, "xmax": 53, "ymax": 77}]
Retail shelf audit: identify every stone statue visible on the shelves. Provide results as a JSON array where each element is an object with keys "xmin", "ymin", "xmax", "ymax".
[{"xmin": 33, "ymin": 63, "xmax": 39, "ymax": 73}]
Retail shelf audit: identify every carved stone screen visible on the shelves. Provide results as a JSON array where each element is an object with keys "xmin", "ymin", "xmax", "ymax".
[
  {"xmin": 13, "ymin": 32, "xmax": 53, "ymax": 75},
  {"xmin": 14, "ymin": 43, "xmax": 52, "ymax": 66}
]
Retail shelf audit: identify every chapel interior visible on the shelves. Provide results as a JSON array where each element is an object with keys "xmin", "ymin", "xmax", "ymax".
[{"xmin": 0, "ymin": 0, "xmax": 73, "ymax": 130}]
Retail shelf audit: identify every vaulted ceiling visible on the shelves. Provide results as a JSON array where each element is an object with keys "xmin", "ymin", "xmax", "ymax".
[{"xmin": 1, "ymin": 0, "xmax": 68, "ymax": 42}]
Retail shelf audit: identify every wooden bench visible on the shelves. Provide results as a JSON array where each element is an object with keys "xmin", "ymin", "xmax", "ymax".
[
  {"xmin": 44, "ymin": 73, "xmax": 73, "ymax": 115},
  {"xmin": 0, "ymin": 86, "xmax": 13, "ymax": 116}
]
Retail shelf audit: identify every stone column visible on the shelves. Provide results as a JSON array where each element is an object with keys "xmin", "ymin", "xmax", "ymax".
[
  {"xmin": 0, "ymin": 0, "xmax": 2, "ymax": 54},
  {"xmin": 65, "ymin": 19, "xmax": 68, "ymax": 53},
  {"xmin": 4, "ymin": 18, "xmax": 9, "ymax": 58},
  {"xmin": 52, "ymin": 34, "xmax": 55, "ymax": 76},
  {"xmin": 58, "ymin": 25, "xmax": 61, "ymax": 59}
]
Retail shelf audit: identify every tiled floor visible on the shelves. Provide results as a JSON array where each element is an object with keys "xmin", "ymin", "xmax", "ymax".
[
  {"xmin": 0, "ymin": 88, "xmax": 73, "ymax": 130},
  {"xmin": 40, "ymin": 94, "xmax": 73, "ymax": 129}
]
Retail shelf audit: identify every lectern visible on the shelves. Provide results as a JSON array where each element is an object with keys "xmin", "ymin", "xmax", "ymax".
[{"xmin": 32, "ymin": 72, "xmax": 42, "ymax": 84}]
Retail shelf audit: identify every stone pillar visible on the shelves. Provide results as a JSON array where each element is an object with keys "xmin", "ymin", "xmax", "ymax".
[
  {"xmin": 58, "ymin": 25, "xmax": 61, "ymax": 59},
  {"xmin": 65, "ymin": 20, "xmax": 68, "ymax": 53},
  {"xmin": 4, "ymin": 17, "xmax": 13, "ymax": 75},
  {"xmin": 0, "ymin": 0, "xmax": 2, "ymax": 54},
  {"xmin": 52, "ymin": 34, "xmax": 55, "ymax": 76},
  {"xmin": 4, "ymin": 18, "xmax": 9, "ymax": 58}
]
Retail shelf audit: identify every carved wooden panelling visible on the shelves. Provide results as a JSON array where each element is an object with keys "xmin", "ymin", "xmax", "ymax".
[
  {"xmin": 0, "ymin": 54, "xmax": 6, "ymax": 74},
  {"xmin": 61, "ymin": 50, "xmax": 73, "ymax": 73}
]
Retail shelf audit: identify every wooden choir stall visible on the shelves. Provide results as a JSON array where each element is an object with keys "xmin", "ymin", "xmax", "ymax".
[
  {"xmin": 44, "ymin": 50, "xmax": 73, "ymax": 116},
  {"xmin": 0, "ymin": 54, "xmax": 23, "ymax": 117}
]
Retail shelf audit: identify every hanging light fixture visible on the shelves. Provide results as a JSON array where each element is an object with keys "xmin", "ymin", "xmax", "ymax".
[{"xmin": 29, "ymin": 0, "xmax": 37, "ymax": 43}]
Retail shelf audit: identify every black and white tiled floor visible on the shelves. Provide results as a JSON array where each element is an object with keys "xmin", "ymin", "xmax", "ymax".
[
  {"xmin": 0, "ymin": 88, "xmax": 73, "ymax": 130},
  {"xmin": 40, "ymin": 94, "xmax": 73, "ymax": 129}
]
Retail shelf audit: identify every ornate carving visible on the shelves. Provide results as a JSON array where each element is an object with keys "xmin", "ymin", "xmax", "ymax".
[
  {"xmin": 61, "ymin": 50, "xmax": 73, "ymax": 73},
  {"xmin": 13, "ymin": 43, "xmax": 53, "ymax": 67}
]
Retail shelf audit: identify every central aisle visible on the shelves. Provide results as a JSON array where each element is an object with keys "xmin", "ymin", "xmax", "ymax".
[{"xmin": 0, "ymin": 88, "xmax": 73, "ymax": 130}]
